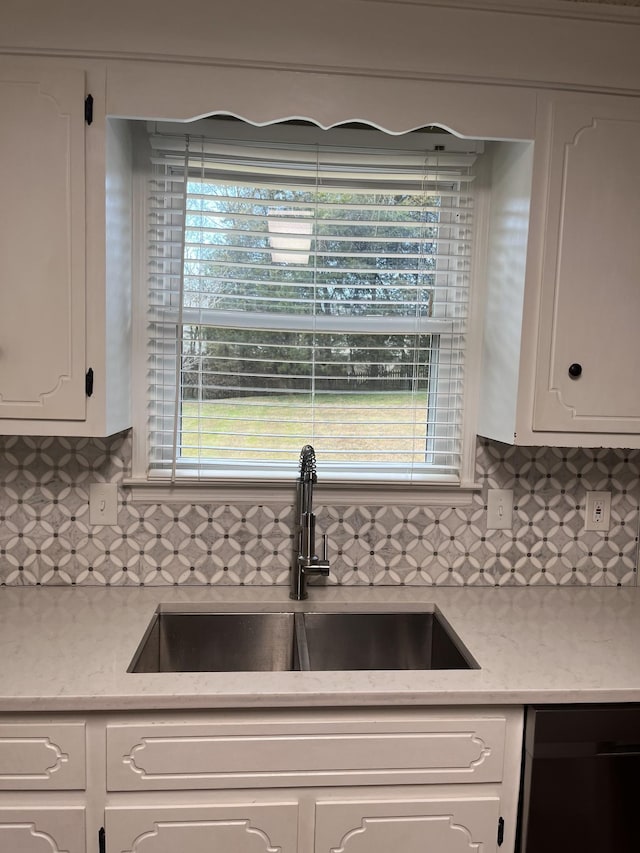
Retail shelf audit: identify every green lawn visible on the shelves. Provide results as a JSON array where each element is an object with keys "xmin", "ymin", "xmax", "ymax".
[{"xmin": 179, "ymin": 391, "xmax": 429, "ymax": 461}]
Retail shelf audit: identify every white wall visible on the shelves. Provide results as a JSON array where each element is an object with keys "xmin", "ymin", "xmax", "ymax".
[{"xmin": 2, "ymin": 0, "xmax": 640, "ymax": 96}]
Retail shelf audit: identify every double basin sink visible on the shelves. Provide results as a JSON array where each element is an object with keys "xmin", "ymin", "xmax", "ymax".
[{"xmin": 128, "ymin": 608, "xmax": 478, "ymax": 673}]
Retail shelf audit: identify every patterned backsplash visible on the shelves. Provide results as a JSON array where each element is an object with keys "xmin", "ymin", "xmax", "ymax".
[{"xmin": 0, "ymin": 432, "xmax": 637, "ymax": 587}]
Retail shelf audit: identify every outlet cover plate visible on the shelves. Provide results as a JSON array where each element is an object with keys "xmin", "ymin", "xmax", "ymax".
[
  {"xmin": 584, "ymin": 490, "xmax": 611, "ymax": 532},
  {"xmin": 487, "ymin": 488, "xmax": 514, "ymax": 530},
  {"xmin": 89, "ymin": 483, "xmax": 119, "ymax": 526}
]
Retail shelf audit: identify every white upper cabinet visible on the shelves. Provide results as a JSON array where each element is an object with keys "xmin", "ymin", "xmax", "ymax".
[
  {"xmin": 479, "ymin": 92, "xmax": 640, "ymax": 447},
  {"xmin": 3, "ymin": 51, "xmax": 638, "ymax": 446},
  {"xmin": 106, "ymin": 60, "xmax": 640, "ymax": 448},
  {"xmin": 0, "ymin": 63, "xmax": 86, "ymax": 422},
  {"xmin": 0, "ymin": 57, "xmax": 131, "ymax": 437},
  {"xmin": 533, "ymin": 93, "xmax": 640, "ymax": 436}
]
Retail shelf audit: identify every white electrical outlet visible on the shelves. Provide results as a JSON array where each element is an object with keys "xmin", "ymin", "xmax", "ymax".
[
  {"xmin": 584, "ymin": 491, "xmax": 611, "ymax": 532},
  {"xmin": 89, "ymin": 483, "xmax": 119, "ymax": 526},
  {"xmin": 487, "ymin": 489, "xmax": 514, "ymax": 530}
]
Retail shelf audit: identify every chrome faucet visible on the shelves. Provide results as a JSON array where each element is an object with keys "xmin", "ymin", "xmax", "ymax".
[{"xmin": 290, "ymin": 444, "xmax": 330, "ymax": 600}]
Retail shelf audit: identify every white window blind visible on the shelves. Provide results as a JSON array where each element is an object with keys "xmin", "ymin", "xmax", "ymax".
[{"xmin": 145, "ymin": 122, "xmax": 478, "ymax": 483}]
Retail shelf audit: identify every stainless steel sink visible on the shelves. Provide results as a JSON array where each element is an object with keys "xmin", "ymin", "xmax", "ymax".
[
  {"xmin": 128, "ymin": 608, "xmax": 477, "ymax": 673},
  {"xmin": 302, "ymin": 612, "xmax": 477, "ymax": 670},
  {"xmin": 128, "ymin": 611, "xmax": 299, "ymax": 672}
]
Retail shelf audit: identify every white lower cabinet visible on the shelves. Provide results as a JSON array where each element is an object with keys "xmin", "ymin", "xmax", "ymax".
[
  {"xmin": 0, "ymin": 721, "xmax": 86, "ymax": 851},
  {"xmin": 0, "ymin": 806, "xmax": 85, "ymax": 853},
  {"xmin": 103, "ymin": 707, "xmax": 523, "ymax": 853},
  {"xmin": 0, "ymin": 707, "xmax": 523, "ymax": 853},
  {"xmin": 105, "ymin": 801, "xmax": 300, "ymax": 853},
  {"xmin": 0, "ymin": 721, "xmax": 86, "ymax": 790},
  {"xmin": 315, "ymin": 794, "xmax": 500, "ymax": 853},
  {"xmin": 105, "ymin": 790, "xmax": 502, "ymax": 853}
]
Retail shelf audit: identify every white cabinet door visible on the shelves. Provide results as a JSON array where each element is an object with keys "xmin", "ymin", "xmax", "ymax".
[
  {"xmin": 0, "ymin": 807, "xmax": 85, "ymax": 853},
  {"xmin": 0, "ymin": 61, "xmax": 87, "ymax": 422},
  {"xmin": 533, "ymin": 93, "xmax": 640, "ymax": 434},
  {"xmin": 0, "ymin": 721, "xmax": 86, "ymax": 789},
  {"xmin": 315, "ymin": 795, "xmax": 501, "ymax": 853},
  {"xmin": 106, "ymin": 713, "xmax": 507, "ymax": 791},
  {"xmin": 106, "ymin": 801, "xmax": 299, "ymax": 853}
]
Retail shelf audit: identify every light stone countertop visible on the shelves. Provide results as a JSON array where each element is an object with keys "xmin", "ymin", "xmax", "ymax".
[{"xmin": 0, "ymin": 584, "xmax": 639, "ymax": 711}]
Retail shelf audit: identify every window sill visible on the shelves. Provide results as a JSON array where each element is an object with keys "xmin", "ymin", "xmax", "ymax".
[{"xmin": 122, "ymin": 478, "xmax": 481, "ymax": 506}]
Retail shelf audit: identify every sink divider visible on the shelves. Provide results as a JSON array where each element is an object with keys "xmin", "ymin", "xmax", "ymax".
[{"xmin": 294, "ymin": 613, "xmax": 311, "ymax": 672}]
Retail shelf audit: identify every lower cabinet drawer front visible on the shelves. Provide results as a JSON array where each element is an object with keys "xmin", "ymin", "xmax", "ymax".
[
  {"xmin": 0, "ymin": 806, "xmax": 85, "ymax": 853},
  {"xmin": 106, "ymin": 715, "xmax": 506, "ymax": 791},
  {"xmin": 106, "ymin": 802, "xmax": 299, "ymax": 853},
  {"xmin": 0, "ymin": 723, "xmax": 86, "ymax": 790}
]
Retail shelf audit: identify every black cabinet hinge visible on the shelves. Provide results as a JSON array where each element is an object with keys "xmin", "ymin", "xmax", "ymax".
[
  {"xmin": 85, "ymin": 368, "xmax": 94, "ymax": 397},
  {"xmin": 497, "ymin": 816, "xmax": 505, "ymax": 847},
  {"xmin": 98, "ymin": 826, "xmax": 106, "ymax": 853},
  {"xmin": 85, "ymin": 93, "xmax": 94, "ymax": 125}
]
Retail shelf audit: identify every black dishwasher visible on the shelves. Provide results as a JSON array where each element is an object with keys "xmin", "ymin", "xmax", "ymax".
[{"xmin": 520, "ymin": 704, "xmax": 640, "ymax": 853}]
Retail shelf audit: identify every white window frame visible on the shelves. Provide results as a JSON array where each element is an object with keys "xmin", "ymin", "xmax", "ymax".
[{"xmin": 128, "ymin": 120, "xmax": 487, "ymax": 505}]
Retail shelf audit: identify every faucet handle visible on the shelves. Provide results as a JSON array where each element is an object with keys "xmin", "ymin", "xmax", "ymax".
[{"xmin": 313, "ymin": 534, "xmax": 330, "ymax": 577}]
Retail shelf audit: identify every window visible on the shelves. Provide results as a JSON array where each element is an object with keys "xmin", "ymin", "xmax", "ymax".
[{"xmin": 139, "ymin": 120, "xmax": 481, "ymax": 486}]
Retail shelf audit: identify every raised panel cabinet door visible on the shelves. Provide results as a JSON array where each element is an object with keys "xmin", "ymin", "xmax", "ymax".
[
  {"xmin": 0, "ymin": 806, "xmax": 85, "ymax": 853},
  {"xmin": 533, "ymin": 95, "xmax": 640, "ymax": 434},
  {"xmin": 106, "ymin": 715, "xmax": 507, "ymax": 791},
  {"xmin": 315, "ymin": 795, "xmax": 501, "ymax": 853},
  {"xmin": 0, "ymin": 62, "xmax": 86, "ymax": 421},
  {"xmin": 105, "ymin": 801, "xmax": 299, "ymax": 853},
  {"xmin": 0, "ymin": 721, "xmax": 86, "ymax": 790}
]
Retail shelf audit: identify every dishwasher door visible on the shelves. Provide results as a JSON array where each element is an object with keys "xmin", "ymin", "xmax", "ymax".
[{"xmin": 520, "ymin": 705, "xmax": 640, "ymax": 853}]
